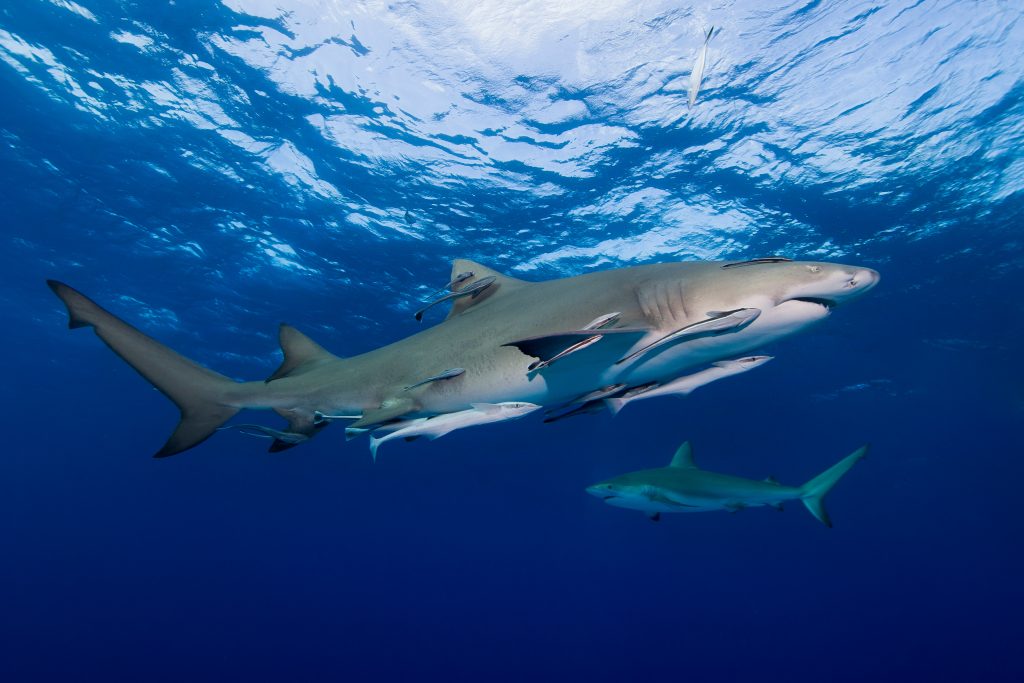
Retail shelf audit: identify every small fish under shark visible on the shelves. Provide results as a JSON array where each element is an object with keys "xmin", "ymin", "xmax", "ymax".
[
  {"xmin": 361, "ymin": 401, "xmax": 541, "ymax": 461},
  {"xmin": 587, "ymin": 441, "xmax": 868, "ymax": 526},
  {"xmin": 605, "ymin": 355, "xmax": 773, "ymax": 415}
]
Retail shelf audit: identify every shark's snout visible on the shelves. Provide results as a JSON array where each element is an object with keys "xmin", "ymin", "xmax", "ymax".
[
  {"xmin": 586, "ymin": 483, "xmax": 615, "ymax": 499},
  {"xmin": 781, "ymin": 263, "xmax": 881, "ymax": 310}
]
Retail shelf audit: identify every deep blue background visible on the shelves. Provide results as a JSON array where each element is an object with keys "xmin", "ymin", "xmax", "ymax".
[{"xmin": 2, "ymin": 1, "xmax": 1022, "ymax": 681}]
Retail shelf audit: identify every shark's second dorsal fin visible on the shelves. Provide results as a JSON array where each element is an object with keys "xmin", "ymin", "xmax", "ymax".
[
  {"xmin": 445, "ymin": 259, "xmax": 529, "ymax": 320},
  {"xmin": 669, "ymin": 441, "xmax": 697, "ymax": 468},
  {"xmin": 266, "ymin": 324, "xmax": 341, "ymax": 382}
]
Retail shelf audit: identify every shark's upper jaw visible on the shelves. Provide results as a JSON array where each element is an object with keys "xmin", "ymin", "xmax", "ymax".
[{"xmin": 783, "ymin": 266, "xmax": 880, "ymax": 310}]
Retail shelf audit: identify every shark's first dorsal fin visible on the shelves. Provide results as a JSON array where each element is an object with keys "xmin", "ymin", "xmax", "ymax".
[
  {"xmin": 669, "ymin": 441, "xmax": 697, "ymax": 468},
  {"xmin": 266, "ymin": 324, "xmax": 340, "ymax": 382},
  {"xmin": 445, "ymin": 259, "xmax": 529, "ymax": 320}
]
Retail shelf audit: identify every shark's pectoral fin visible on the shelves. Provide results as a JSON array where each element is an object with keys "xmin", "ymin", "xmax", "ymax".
[
  {"xmin": 266, "ymin": 324, "xmax": 341, "ymax": 383},
  {"xmin": 505, "ymin": 329, "xmax": 647, "ymax": 370},
  {"xmin": 349, "ymin": 398, "xmax": 417, "ymax": 430},
  {"xmin": 648, "ymin": 512, "xmax": 662, "ymax": 522}
]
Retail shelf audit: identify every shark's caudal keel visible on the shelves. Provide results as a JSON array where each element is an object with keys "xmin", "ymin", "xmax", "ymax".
[
  {"xmin": 48, "ymin": 257, "xmax": 878, "ymax": 456},
  {"xmin": 587, "ymin": 441, "xmax": 869, "ymax": 526}
]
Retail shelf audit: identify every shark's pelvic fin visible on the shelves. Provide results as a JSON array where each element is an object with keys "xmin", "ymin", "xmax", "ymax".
[
  {"xmin": 444, "ymin": 259, "xmax": 529, "ymax": 319},
  {"xmin": 47, "ymin": 280, "xmax": 244, "ymax": 457},
  {"xmin": 799, "ymin": 445, "xmax": 869, "ymax": 528},
  {"xmin": 349, "ymin": 398, "xmax": 417, "ymax": 430},
  {"xmin": 669, "ymin": 441, "xmax": 697, "ymax": 469},
  {"xmin": 266, "ymin": 324, "xmax": 340, "ymax": 383}
]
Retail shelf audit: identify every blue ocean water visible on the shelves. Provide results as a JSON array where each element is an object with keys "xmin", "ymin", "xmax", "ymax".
[{"xmin": 2, "ymin": 0, "xmax": 1022, "ymax": 680}]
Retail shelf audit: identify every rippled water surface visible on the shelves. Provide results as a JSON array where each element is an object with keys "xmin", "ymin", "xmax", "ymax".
[{"xmin": 1, "ymin": 1, "xmax": 1022, "ymax": 681}]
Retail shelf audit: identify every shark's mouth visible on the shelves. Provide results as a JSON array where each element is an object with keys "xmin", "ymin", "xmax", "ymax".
[
  {"xmin": 791, "ymin": 296, "xmax": 837, "ymax": 310},
  {"xmin": 602, "ymin": 495, "xmax": 617, "ymax": 501}
]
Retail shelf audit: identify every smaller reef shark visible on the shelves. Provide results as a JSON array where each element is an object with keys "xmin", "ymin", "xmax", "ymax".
[{"xmin": 586, "ymin": 441, "xmax": 867, "ymax": 525}]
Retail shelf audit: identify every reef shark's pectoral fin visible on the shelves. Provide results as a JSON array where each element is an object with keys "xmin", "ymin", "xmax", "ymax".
[
  {"xmin": 266, "ymin": 324, "xmax": 341, "ymax": 383},
  {"xmin": 348, "ymin": 398, "xmax": 417, "ymax": 430}
]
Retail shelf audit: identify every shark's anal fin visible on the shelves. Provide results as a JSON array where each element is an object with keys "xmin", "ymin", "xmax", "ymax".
[
  {"xmin": 267, "ymin": 407, "xmax": 329, "ymax": 451},
  {"xmin": 349, "ymin": 398, "xmax": 417, "ymax": 430},
  {"xmin": 266, "ymin": 324, "xmax": 341, "ymax": 383},
  {"xmin": 445, "ymin": 259, "xmax": 529, "ymax": 319}
]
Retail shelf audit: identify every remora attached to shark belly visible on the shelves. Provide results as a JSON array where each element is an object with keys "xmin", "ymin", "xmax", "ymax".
[{"xmin": 47, "ymin": 257, "xmax": 878, "ymax": 456}]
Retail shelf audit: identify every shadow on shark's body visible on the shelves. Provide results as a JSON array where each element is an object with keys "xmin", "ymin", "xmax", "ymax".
[
  {"xmin": 587, "ymin": 441, "xmax": 868, "ymax": 526},
  {"xmin": 47, "ymin": 257, "xmax": 878, "ymax": 457}
]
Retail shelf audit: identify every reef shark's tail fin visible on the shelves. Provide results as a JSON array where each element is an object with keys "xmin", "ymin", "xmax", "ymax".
[
  {"xmin": 47, "ymin": 280, "xmax": 243, "ymax": 457},
  {"xmin": 799, "ymin": 445, "xmax": 869, "ymax": 527}
]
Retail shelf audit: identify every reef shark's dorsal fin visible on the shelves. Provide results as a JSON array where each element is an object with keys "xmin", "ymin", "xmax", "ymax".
[
  {"xmin": 445, "ymin": 259, "xmax": 529, "ymax": 320},
  {"xmin": 669, "ymin": 441, "xmax": 697, "ymax": 469},
  {"xmin": 266, "ymin": 324, "xmax": 341, "ymax": 383}
]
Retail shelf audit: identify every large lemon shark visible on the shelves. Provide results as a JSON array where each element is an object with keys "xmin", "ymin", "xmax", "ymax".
[{"xmin": 47, "ymin": 257, "xmax": 878, "ymax": 456}]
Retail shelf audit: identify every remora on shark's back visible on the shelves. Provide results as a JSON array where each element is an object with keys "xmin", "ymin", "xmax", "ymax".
[
  {"xmin": 587, "ymin": 441, "xmax": 868, "ymax": 525},
  {"xmin": 47, "ymin": 257, "xmax": 878, "ymax": 456}
]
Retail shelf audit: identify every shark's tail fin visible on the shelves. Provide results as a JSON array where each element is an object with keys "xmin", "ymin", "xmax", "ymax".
[
  {"xmin": 798, "ymin": 445, "xmax": 868, "ymax": 527},
  {"xmin": 48, "ymin": 280, "xmax": 245, "ymax": 457},
  {"xmin": 369, "ymin": 434, "xmax": 383, "ymax": 462}
]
